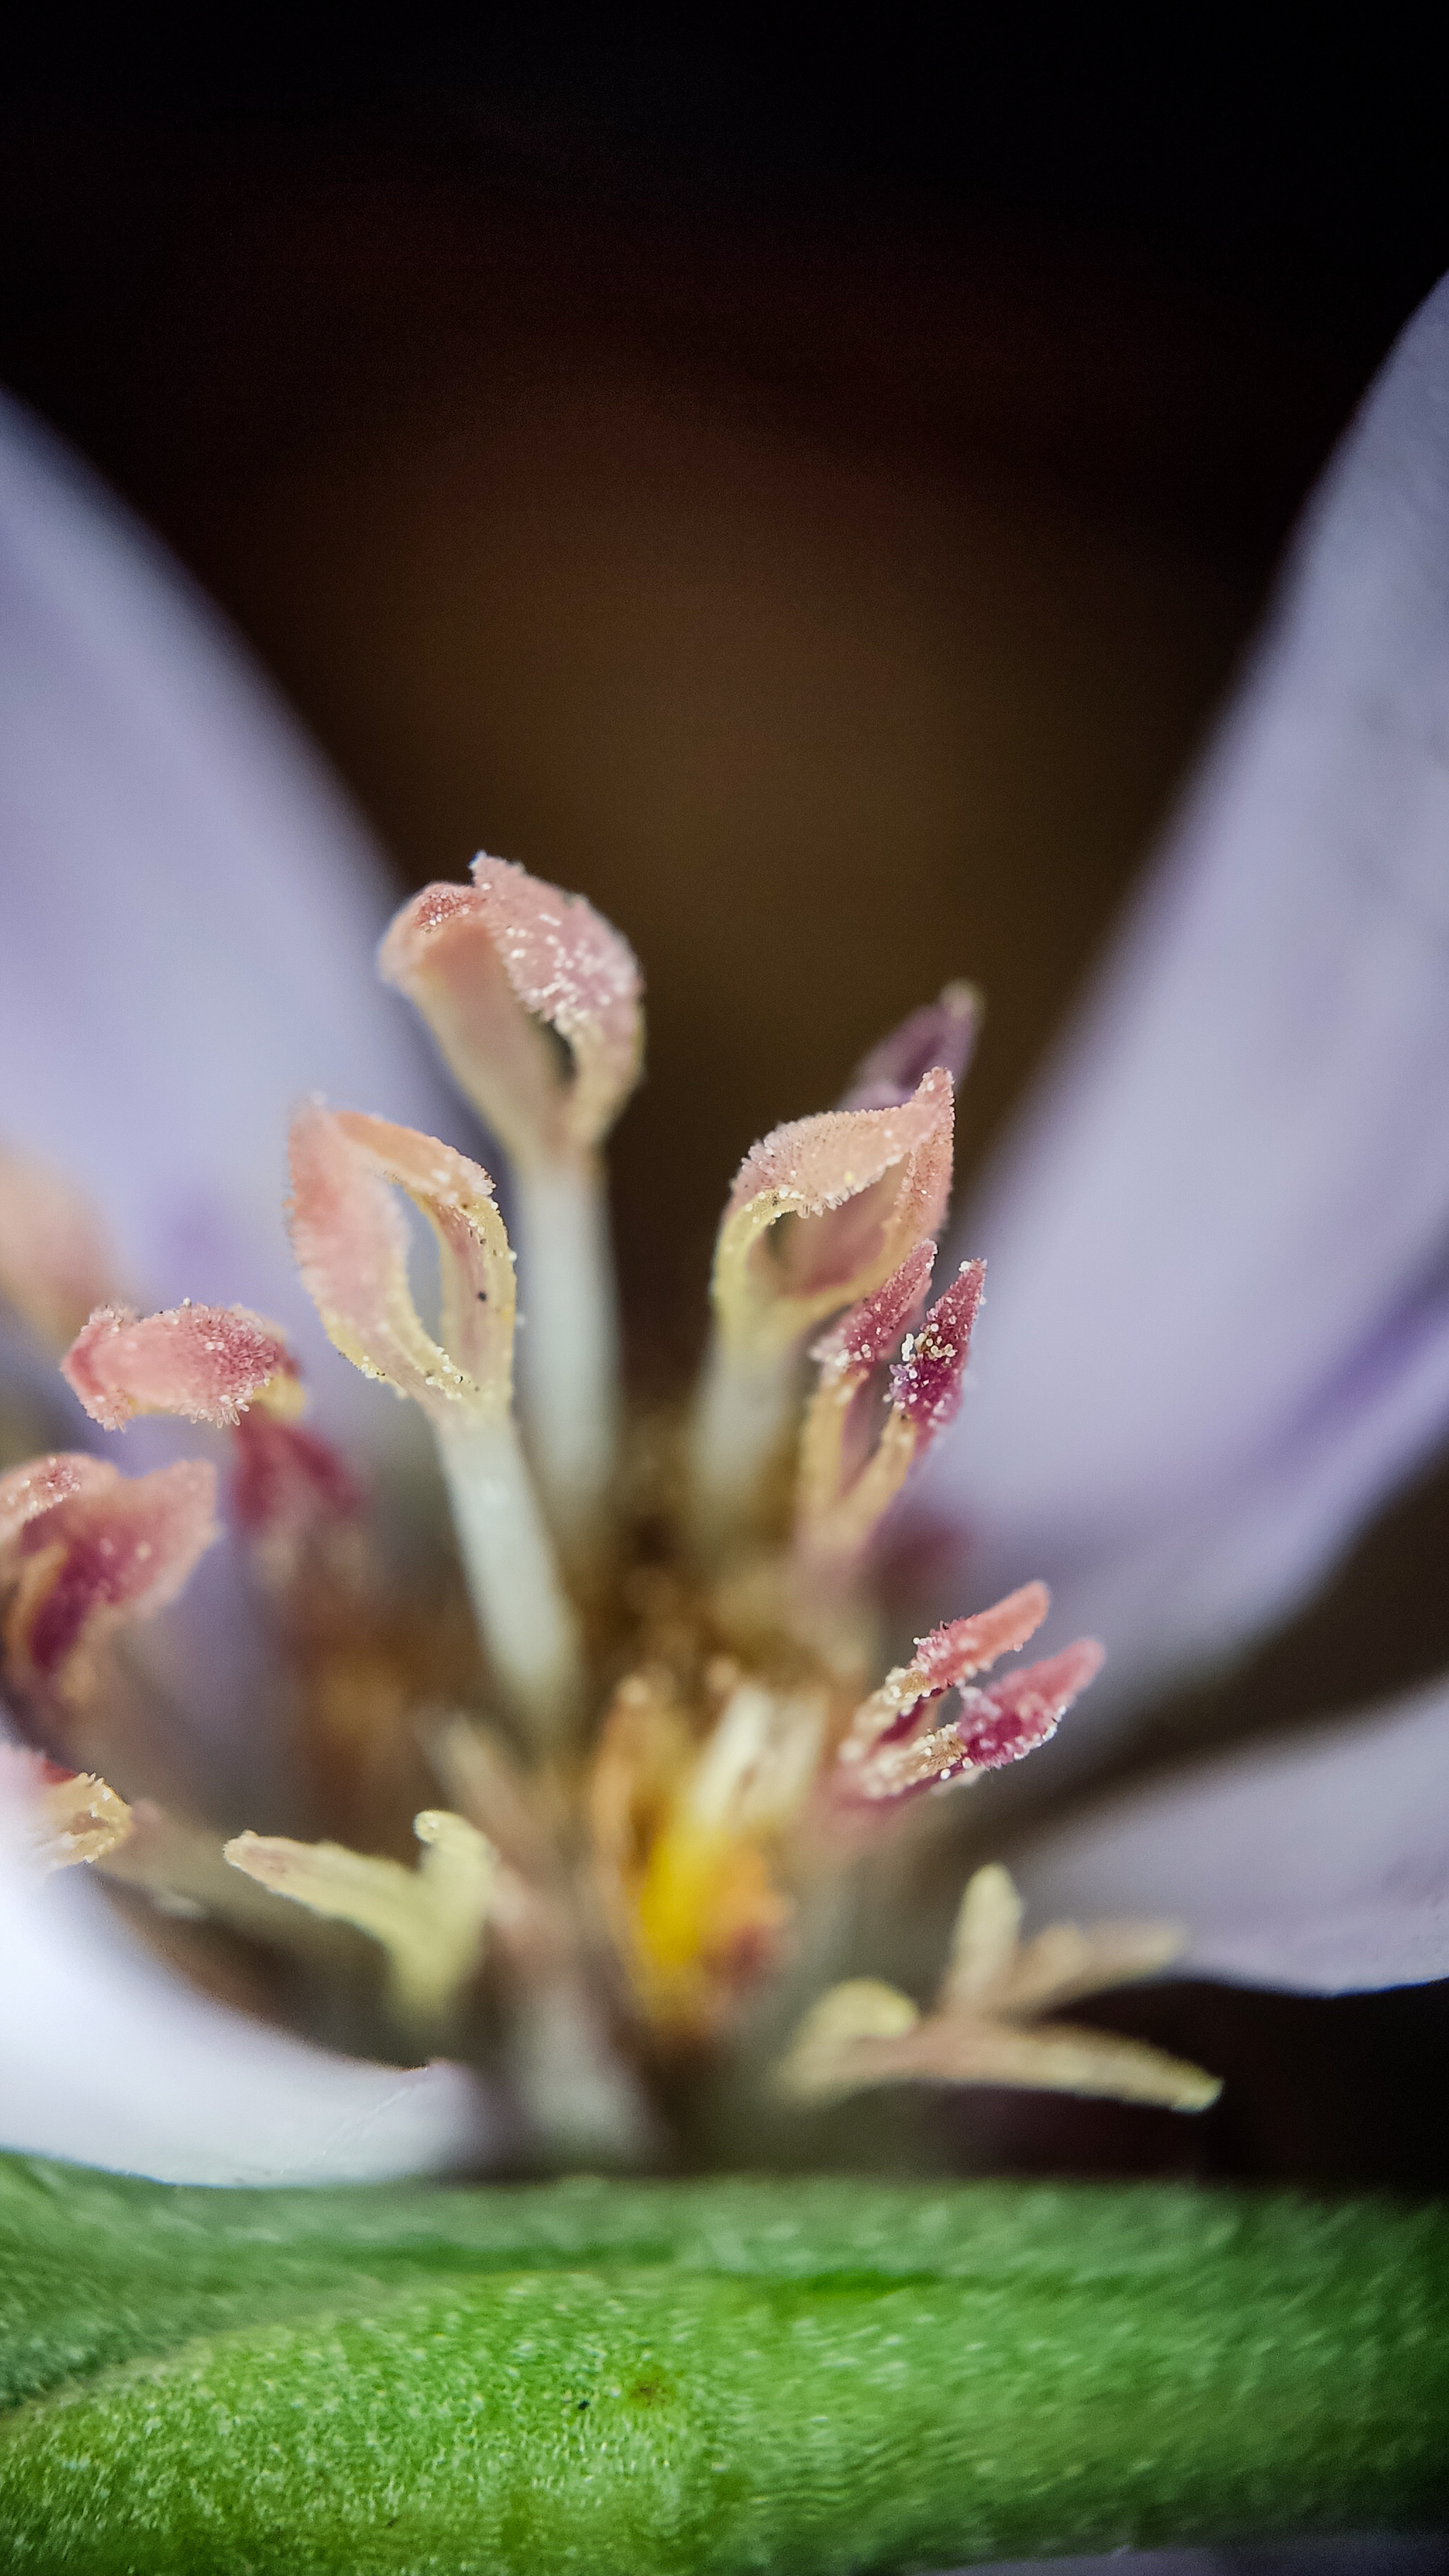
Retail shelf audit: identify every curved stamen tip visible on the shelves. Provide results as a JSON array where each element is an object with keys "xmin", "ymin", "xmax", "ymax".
[
  {"xmin": 954, "ymin": 1637, "xmax": 1106, "ymax": 1771},
  {"xmin": 287, "ymin": 1104, "xmax": 514, "ymax": 1426},
  {"xmin": 4, "ymin": 1457, "xmax": 219, "ymax": 1688},
  {"xmin": 224, "ymin": 1807, "xmax": 496, "ymax": 2025},
  {"xmin": 288, "ymin": 1105, "xmax": 582, "ymax": 1735},
  {"xmin": 839, "ymin": 982, "xmax": 981, "ymax": 1112},
  {"xmin": 0, "ymin": 1453, "xmax": 113, "ymax": 1551},
  {"xmin": 838, "ymin": 1579, "xmax": 1050, "ymax": 1762},
  {"xmin": 379, "ymin": 857, "xmax": 642, "ymax": 1164},
  {"xmin": 62, "ymin": 1303, "xmax": 301, "ymax": 1432},
  {"xmin": 836, "ymin": 1588, "xmax": 1092, "ymax": 1806},
  {"xmin": 715, "ymin": 1068, "xmax": 954, "ymax": 1356},
  {"xmin": 778, "ymin": 1861, "xmax": 1219, "ymax": 2113},
  {"xmin": 903, "ymin": 1641, "xmax": 1102, "ymax": 1796},
  {"xmin": 0, "ymin": 1746, "xmax": 133, "ymax": 1871},
  {"xmin": 468, "ymin": 854, "xmax": 642, "ymax": 1089},
  {"xmin": 726, "ymin": 1065, "xmax": 953, "ymax": 1228},
  {"xmin": 911, "ymin": 1581, "xmax": 1053, "ymax": 1694}
]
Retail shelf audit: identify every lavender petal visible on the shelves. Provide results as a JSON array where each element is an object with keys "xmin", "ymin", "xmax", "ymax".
[
  {"xmin": 918, "ymin": 272, "xmax": 1449, "ymax": 1737},
  {"xmin": 0, "ymin": 1854, "xmax": 493, "ymax": 2185},
  {"xmin": 1012, "ymin": 1669, "xmax": 1449, "ymax": 1994},
  {"xmin": 0, "ymin": 395, "xmax": 463, "ymax": 1447}
]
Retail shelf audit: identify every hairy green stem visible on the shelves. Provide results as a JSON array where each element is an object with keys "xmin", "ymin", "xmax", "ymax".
[{"xmin": 1, "ymin": 2157, "xmax": 1445, "ymax": 2572}]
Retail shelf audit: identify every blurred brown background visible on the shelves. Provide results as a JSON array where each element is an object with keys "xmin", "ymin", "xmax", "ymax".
[{"xmin": 6, "ymin": 31, "xmax": 1449, "ymax": 2182}]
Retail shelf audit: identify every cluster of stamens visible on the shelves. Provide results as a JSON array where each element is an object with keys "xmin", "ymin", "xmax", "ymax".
[{"xmin": 0, "ymin": 854, "xmax": 1219, "ymax": 2161}]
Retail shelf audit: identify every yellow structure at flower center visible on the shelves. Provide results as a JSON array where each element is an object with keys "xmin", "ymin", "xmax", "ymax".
[{"xmin": 632, "ymin": 1813, "xmax": 791, "ymax": 2025}]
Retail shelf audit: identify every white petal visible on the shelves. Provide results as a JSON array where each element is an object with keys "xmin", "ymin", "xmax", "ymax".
[
  {"xmin": 920, "ymin": 274, "xmax": 1449, "ymax": 1741},
  {"xmin": 0, "ymin": 394, "xmax": 464, "ymax": 1452},
  {"xmin": 1012, "ymin": 1670, "xmax": 1449, "ymax": 1994},
  {"xmin": 0, "ymin": 1849, "xmax": 494, "ymax": 2185}
]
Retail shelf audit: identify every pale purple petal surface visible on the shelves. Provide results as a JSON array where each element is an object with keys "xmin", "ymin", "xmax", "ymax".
[
  {"xmin": 0, "ymin": 393, "xmax": 463, "ymax": 1448},
  {"xmin": 919, "ymin": 275, "xmax": 1449, "ymax": 1751},
  {"xmin": 1011, "ymin": 1668, "xmax": 1449, "ymax": 1994},
  {"xmin": 0, "ymin": 1807, "xmax": 493, "ymax": 2185}
]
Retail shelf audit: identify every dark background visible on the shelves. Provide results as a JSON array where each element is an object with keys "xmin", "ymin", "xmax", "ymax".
[
  {"xmin": 5, "ymin": 23, "xmax": 1449, "ymax": 2185},
  {"xmin": 7, "ymin": 24, "xmax": 1448, "ymax": 1358}
]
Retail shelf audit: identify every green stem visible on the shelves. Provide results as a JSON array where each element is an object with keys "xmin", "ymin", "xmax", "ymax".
[{"xmin": 1, "ymin": 2156, "xmax": 1445, "ymax": 2572}]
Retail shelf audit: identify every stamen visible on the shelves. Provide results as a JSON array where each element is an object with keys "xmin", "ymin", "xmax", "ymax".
[
  {"xmin": 230, "ymin": 1411, "xmax": 365, "ymax": 1558},
  {"xmin": 778, "ymin": 1862, "xmax": 1220, "ymax": 2113},
  {"xmin": 224, "ymin": 1808, "xmax": 496, "ymax": 2031},
  {"xmin": 591, "ymin": 1667, "xmax": 824, "ymax": 2037},
  {"xmin": 954, "ymin": 1638, "xmax": 1107, "ymax": 1770},
  {"xmin": 379, "ymin": 858, "xmax": 643, "ymax": 1548},
  {"xmin": 0, "ymin": 1745, "xmax": 133, "ymax": 1871},
  {"xmin": 1, "ymin": 1455, "xmax": 219, "ymax": 1694},
  {"xmin": 0, "ymin": 1146, "xmax": 116, "ymax": 1351},
  {"xmin": 420, "ymin": 1716, "xmax": 654, "ymax": 2166},
  {"xmin": 288, "ymin": 1107, "xmax": 514, "ymax": 1415},
  {"xmin": 62, "ymin": 1303, "xmax": 301, "ymax": 1430},
  {"xmin": 834, "ymin": 1589, "xmax": 1099, "ymax": 1806},
  {"xmin": 507, "ymin": 1159, "xmax": 623, "ymax": 1556},
  {"xmin": 288, "ymin": 1105, "xmax": 582, "ymax": 1736},
  {"xmin": 941, "ymin": 1857, "xmax": 1023, "ymax": 2002},
  {"xmin": 838, "ymin": 983, "xmax": 981, "ymax": 1111},
  {"xmin": 102, "ymin": 1798, "xmax": 369, "ymax": 1956},
  {"xmin": 796, "ymin": 1245, "xmax": 934, "ymax": 1542},
  {"xmin": 712, "ymin": 1070, "xmax": 955, "ymax": 1356},
  {"xmin": 693, "ymin": 1068, "xmax": 954, "ymax": 1536},
  {"xmin": 808, "ymin": 1242, "xmax": 937, "ymax": 1387},
  {"xmin": 777, "ymin": 1977, "xmax": 924, "ymax": 2091},
  {"xmin": 378, "ymin": 860, "xmax": 642, "ymax": 1168},
  {"xmin": 889, "ymin": 1259, "xmax": 985, "ymax": 1438},
  {"xmin": 685, "ymin": 1680, "xmax": 827, "ymax": 1835},
  {"xmin": 939, "ymin": 1861, "xmax": 1186, "ymax": 2020},
  {"xmin": 0, "ymin": 1454, "xmax": 112, "ymax": 1549},
  {"xmin": 632, "ymin": 1820, "xmax": 792, "ymax": 2028},
  {"xmin": 421, "ymin": 1711, "xmax": 560, "ymax": 1883},
  {"xmin": 842, "ymin": 1635, "xmax": 1104, "ymax": 1805},
  {"xmin": 796, "ymin": 1254, "xmax": 985, "ymax": 1566},
  {"xmin": 840, "ymin": 1581, "xmax": 1050, "ymax": 1766}
]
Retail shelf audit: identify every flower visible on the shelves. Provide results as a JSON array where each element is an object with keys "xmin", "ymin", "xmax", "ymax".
[
  {"xmin": 2, "ymin": 267, "xmax": 1449, "ymax": 2223},
  {"xmin": 4, "ymin": 842, "xmax": 1160, "ymax": 2172}
]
